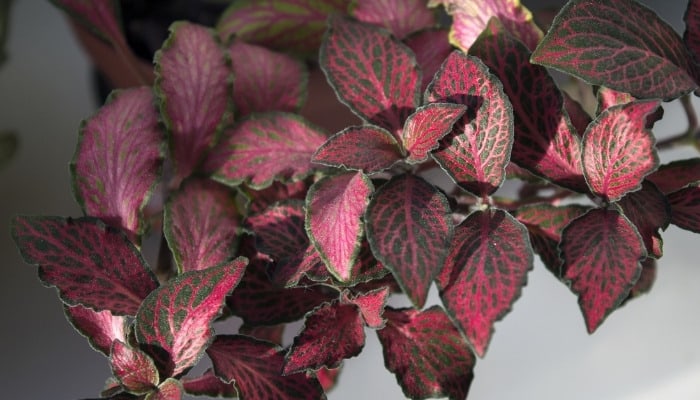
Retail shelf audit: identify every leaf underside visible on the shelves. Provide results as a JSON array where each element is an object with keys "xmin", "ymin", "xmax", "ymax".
[
  {"xmin": 667, "ymin": 183, "xmax": 700, "ymax": 233},
  {"xmin": 64, "ymin": 305, "xmax": 126, "ymax": 357}
]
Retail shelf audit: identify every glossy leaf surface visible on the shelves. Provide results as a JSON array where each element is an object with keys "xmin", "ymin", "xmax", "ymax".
[
  {"xmin": 617, "ymin": 181, "xmax": 670, "ymax": 258},
  {"xmin": 64, "ymin": 305, "xmax": 126, "ymax": 356},
  {"xmin": 311, "ymin": 125, "xmax": 403, "ymax": 173},
  {"xmin": 404, "ymin": 29, "xmax": 453, "ymax": 92},
  {"xmin": 12, "ymin": 216, "xmax": 157, "ymax": 315},
  {"xmin": 366, "ymin": 174, "xmax": 453, "ymax": 308},
  {"xmin": 182, "ymin": 369, "xmax": 237, "ymax": 398},
  {"xmin": 647, "ymin": 158, "xmax": 700, "ymax": 194},
  {"xmin": 560, "ymin": 208, "xmax": 645, "ymax": 333},
  {"xmin": 110, "ymin": 340, "xmax": 159, "ymax": 394},
  {"xmin": 401, "ymin": 103, "xmax": 467, "ymax": 164},
  {"xmin": 351, "ymin": 0, "xmax": 436, "ymax": 39},
  {"xmin": 531, "ymin": 0, "xmax": 697, "ymax": 100},
  {"xmin": 436, "ymin": 209, "xmax": 532, "ymax": 356},
  {"xmin": 667, "ymin": 183, "xmax": 700, "ymax": 233}
]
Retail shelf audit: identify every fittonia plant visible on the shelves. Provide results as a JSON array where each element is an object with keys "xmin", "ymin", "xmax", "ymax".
[{"xmin": 11, "ymin": 0, "xmax": 700, "ymax": 398}]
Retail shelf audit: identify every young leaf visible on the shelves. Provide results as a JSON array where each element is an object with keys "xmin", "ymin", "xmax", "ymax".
[
  {"xmin": 110, "ymin": 340, "xmax": 159, "ymax": 395},
  {"xmin": 560, "ymin": 208, "xmax": 646, "ymax": 333},
  {"xmin": 207, "ymin": 335, "xmax": 326, "ymax": 399},
  {"xmin": 206, "ymin": 112, "xmax": 327, "ymax": 189},
  {"xmin": 666, "ymin": 183, "xmax": 700, "ymax": 233},
  {"xmin": 377, "ymin": 306, "xmax": 476, "ymax": 400},
  {"xmin": 311, "ymin": 125, "xmax": 403, "ymax": 173},
  {"xmin": 284, "ymin": 301, "xmax": 365, "ymax": 374},
  {"xmin": 404, "ymin": 29, "xmax": 453, "ymax": 92},
  {"xmin": 427, "ymin": 51, "xmax": 514, "ymax": 196},
  {"xmin": 182, "ymin": 369, "xmax": 237, "ymax": 398},
  {"xmin": 531, "ymin": 0, "xmax": 697, "ymax": 100},
  {"xmin": 49, "ymin": 0, "xmax": 125, "ymax": 46},
  {"xmin": 217, "ymin": 0, "xmax": 351, "ymax": 57},
  {"xmin": 306, "ymin": 172, "xmax": 373, "ymax": 281},
  {"xmin": 71, "ymin": 87, "xmax": 162, "ymax": 241},
  {"xmin": 341, "ymin": 286, "xmax": 390, "ymax": 329},
  {"xmin": 469, "ymin": 18, "xmax": 587, "ymax": 193},
  {"xmin": 436, "ymin": 209, "xmax": 532, "ymax": 357},
  {"xmin": 135, "ymin": 258, "xmax": 248, "ymax": 377},
  {"xmin": 155, "ymin": 22, "xmax": 231, "ymax": 185},
  {"xmin": 11, "ymin": 216, "xmax": 158, "ymax": 316},
  {"xmin": 617, "ymin": 181, "xmax": 671, "ymax": 259},
  {"xmin": 320, "ymin": 15, "xmax": 420, "ymax": 134},
  {"xmin": 64, "ymin": 305, "xmax": 126, "ymax": 356},
  {"xmin": 351, "ymin": 0, "xmax": 437, "ymax": 39},
  {"xmin": 582, "ymin": 100, "xmax": 660, "ymax": 202},
  {"xmin": 646, "ymin": 158, "xmax": 700, "ymax": 194},
  {"xmin": 401, "ymin": 103, "xmax": 467, "ymax": 165},
  {"xmin": 146, "ymin": 378, "xmax": 183, "ymax": 400},
  {"xmin": 229, "ymin": 41, "xmax": 308, "ymax": 116},
  {"xmin": 164, "ymin": 178, "xmax": 240, "ymax": 274},
  {"xmin": 365, "ymin": 174, "xmax": 453, "ymax": 308}
]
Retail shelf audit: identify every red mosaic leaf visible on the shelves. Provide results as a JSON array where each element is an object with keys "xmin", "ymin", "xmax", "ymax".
[
  {"xmin": 560, "ymin": 208, "xmax": 646, "ymax": 333},
  {"xmin": 245, "ymin": 180, "xmax": 310, "ymax": 214},
  {"xmin": 685, "ymin": 0, "xmax": 700, "ymax": 64},
  {"xmin": 64, "ymin": 305, "xmax": 126, "ymax": 356},
  {"xmin": 320, "ymin": 15, "xmax": 420, "ymax": 133},
  {"xmin": 351, "ymin": 0, "xmax": 436, "ymax": 39},
  {"xmin": 531, "ymin": 0, "xmax": 697, "ymax": 100},
  {"xmin": 217, "ymin": 0, "xmax": 350, "ymax": 57},
  {"xmin": 595, "ymin": 87, "xmax": 664, "ymax": 128},
  {"xmin": 377, "ymin": 306, "xmax": 475, "ymax": 400},
  {"xmin": 306, "ymin": 173, "xmax": 373, "ymax": 281},
  {"xmin": 366, "ymin": 174, "xmax": 453, "ymax": 308},
  {"xmin": 583, "ymin": 100, "xmax": 660, "ymax": 202},
  {"xmin": 436, "ymin": 209, "xmax": 532, "ymax": 357},
  {"xmin": 50, "ymin": 0, "xmax": 125, "ymax": 46},
  {"xmin": 11, "ymin": 216, "xmax": 158, "ymax": 316},
  {"xmin": 469, "ymin": 19, "xmax": 587, "ymax": 192},
  {"xmin": 284, "ymin": 301, "xmax": 365, "ymax": 374},
  {"xmin": 617, "ymin": 181, "xmax": 671, "ymax": 259},
  {"xmin": 135, "ymin": 258, "xmax": 248, "ymax": 377},
  {"xmin": 155, "ymin": 22, "xmax": 230, "ymax": 185},
  {"xmin": 229, "ymin": 41, "xmax": 308, "ymax": 116},
  {"xmin": 341, "ymin": 286, "xmax": 390, "ymax": 329},
  {"xmin": 427, "ymin": 51, "xmax": 514, "ymax": 196},
  {"xmin": 647, "ymin": 158, "xmax": 700, "ymax": 194},
  {"xmin": 311, "ymin": 125, "xmax": 403, "ymax": 173},
  {"xmin": 206, "ymin": 113, "xmax": 327, "ymax": 189},
  {"xmin": 401, "ymin": 103, "xmax": 467, "ymax": 164},
  {"xmin": 182, "ymin": 369, "xmax": 237, "ymax": 398},
  {"xmin": 207, "ymin": 335, "xmax": 326, "ymax": 399},
  {"xmin": 110, "ymin": 340, "xmax": 159, "ymax": 395},
  {"xmin": 148, "ymin": 378, "xmax": 183, "ymax": 400},
  {"xmin": 666, "ymin": 183, "xmax": 700, "ymax": 233},
  {"xmin": 71, "ymin": 87, "xmax": 162, "ymax": 241},
  {"xmin": 164, "ymin": 179, "xmax": 240, "ymax": 273},
  {"xmin": 404, "ymin": 29, "xmax": 453, "ymax": 92}
]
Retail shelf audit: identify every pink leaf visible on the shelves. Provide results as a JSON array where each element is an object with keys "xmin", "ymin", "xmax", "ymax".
[
  {"xmin": 595, "ymin": 87, "xmax": 664, "ymax": 127},
  {"xmin": 401, "ymin": 103, "xmax": 467, "ymax": 164},
  {"xmin": 110, "ymin": 340, "xmax": 159, "ymax": 394},
  {"xmin": 314, "ymin": 367, "xmax": 341, "ymax": 393},
  {"xmin": 666, "ymin": 183, "xmax": 700, "ymax": 233},
  {"xmin": 365, "ymin": 174, "xmax": 453, "ymax": 308},
  {"xmin": 182, "ymin": 369, "xmax": 237, "ymax": 398},
  {"xmin": 284, "ymin": 301, "xmax": 365, "ymax": 374},
  {"xmin": 404, "ymin": 29, "xmax": 453, "ymax": 92},
  {"xmin": 617, "ymin": 181, "xmax": 671, "ymax": 259},
  {"xmin": 155, "ymin": 22, "xmax": 231, "ymax": 185},
  {"xmin": 64, "ymin": 305, "xmax": 126, "ymax": 356},
  {"xmin": 11, "ymin": 216, "xmax": 158, "ymax": 316},
  {"xmin": 311, "ymin": 125, "xmax": 403, "ymax": 173},
  {"xmin": 377, "ymin": 306, "xmax": 475, "ymax": 400},
  {"xmin": 320, "ymin": 15, "xmax": 420, "ymax": 134},
  {"xmin": 427, "ymin": 51, "xmax": 514, "ymax": 196},
  {"xmin": 72, "ymin": 87, "xmax": 162, "ymax": 241},
  {"xmin": 341, "ymin": 287, "xmax": 390, "ymax": 329},
  {"xmin": 206, "ymin": 112, "xmax": 327, "ymax": 189},
  {"xmin": 306, "ymin": 173, "xmax": 373, "ymax": 281},
  {"xmin": 50, "ymin": 0, "xmax": 125, "ymax": 46},
  {"xmin": 351, "ymin": 0, "xmax": 436, "ymax": 39},
  {"xmin": 436, "ymin": 209, "xmax": 532, "ymax": 356},
  {"xmin": 164, "ymin": 178, "xmax": 240, "ymax": 273},
  {"xmin": 135, "ymin": 258, "xmax": 248, "ymax": 377},
  {"xmin": 229, "ymin": 41, "xmax": 308, "ymax": 116},
  {"xmin": 583, "ymin": 100, "xmax": 660, "ymax": 201},
  {"xmin": 207, "ymin": 335, "xmax": 326, "ymax": 399},
  {"xmin": 560, "ymin": 208, "xmax": 646, "ymax": 333},
  {"xmin": 647, "ymin": 158, "xmax": 700, "ymax": 194},
  {"xmin": 148, "ymin": 378, "xmax": 183, "ymax": 400}
]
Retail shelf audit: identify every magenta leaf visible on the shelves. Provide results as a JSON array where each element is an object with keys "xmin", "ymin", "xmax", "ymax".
[
  {"xmin": 155, "ymin": 21, "xmax": 230, "ymax": 185},
  {"xmin": 583, "ymin": 100, "xmax": 660, "ymax": 202},
  {"xmin": 531, "ymin": 0, "xmax": 697, "ymax": 100},
  {"xmin": 377, "ymin": 306, "xmax": 476, "ymax": 400},
  {"xmin": 217, "ymin": 0, "xmax": 351, "ymax": 57},
  {"xmin": 685, "ymin": 0, "xmax": 700, "ymax": 65},
  {"xmin": 71, "ymin": 87, "xmax": 162, "ymax": 241},
  {"xmin": 182, "ymin": 369, "xmax": 237, "ymax": 398},
  {"xmin": 560, "ymin": 208, "xmax": 646, "ymax": 333},
  {"xmin": 341, "ymin": 286, "xmax": 390, "ymax": 329},
  {"xmin": 206, "ymin": 112, "xmax": 327, "ymax": 189},
  {"xmin": 469, "ymin": 18, "xmax": 587, "ymax": 192},
  {"xmin": 64, "ymin": 305, "xmax": 126, "ymax": 356},
  {"xmin": 135, "ymin": 258, "xmax": 248, "ymax": 377},
  {"xmin": 404, "ymin": 29, "xmax": 453, "ymax": 92},
  {"xmin": 436, "ymin": 209, "xmax": 532, "ymax": 357},
  {"xmin": 311, "ymin": 125, "xmax": 403, "ymax": 173},
  {"xmin": 229, "ymin": 41, "xmax": 308, "ymax": 116},
  {"xmin": 666, "ymin": 183, "xmax": 700, "ymax": 233},
  {"xmin": 351, "ymin": 0, "xmax": 436, "ymax": 39},
  {"xmin": 306, "ymin": 172, "xmax": 373, "ymax": 281},
  {"xmin": 320, "ymin": 15, "xmax": 420, "ymax": 133},
  {"xmin": 315, "ymin": 367, "xmax": 341, "ymax": 393},
  {"xmin": 365, "ymin": 174, "xmax": 453, "ymax": 308},
  {"xmin": 50, "ymin": 0, "xmax": 125, "ymax": 46},
  {"xmin": 401, "ymin": 103, "xmax": 467, "ymax": 164},
  {"xmin": 110, "ymin": 340, "xmax": 159, "ymax": 395},
  {"xmin": 647, "ymin": 158, "xmax": 700, "ymax": 194},
  {"xmin": 147, "ymin": 378, "xmax": 183, "ymax": 400},
  {"xmin": 427, "ymin": 51, "xmax": 514, "ymax": 196},
  {"xmin": 595, "ymin": 87, "xmax": 664, "ymax": 128},
  {"xmin": 11, "ymin": 216, "xmax": 158, "ymax": 315},
  {"xmin": 208, "ymin": 335, "xmax": 326, "ymax": 399},
  {"xmin": 284, "ymin": 301, "xmax": 365, "ymax": 374},
  {"xmin": 617, "ymin": 181, "xmax": 671, "ymax": 259},
  {"xmin": 164, "ymin": 178, "xmax": 240, "ymax": 273}
]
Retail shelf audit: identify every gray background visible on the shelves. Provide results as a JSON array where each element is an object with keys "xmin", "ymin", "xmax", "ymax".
[{"xmin": 1, "ymin": 1, "xmax": 699, "ymax": 399}]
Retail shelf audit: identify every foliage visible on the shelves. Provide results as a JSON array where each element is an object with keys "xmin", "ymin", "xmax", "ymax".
[{"xmin": 11, "ymin": 0, "xmax": 700, "ymax": 398}]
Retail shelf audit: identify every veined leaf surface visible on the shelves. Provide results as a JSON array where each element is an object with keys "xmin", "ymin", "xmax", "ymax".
[
  {"xmin": 182, "ymin": 369, "xmax": 237, "ymax": 398},
  {"xmin": 401, "ymin": 103, "xmax": 467, "ymax": 165},
  {"xmin": 147, "ymin": 378, "xmax": 183, "ymax": 400},
  {"xmin": 64, "ymin": 305, "xmax": 126, "ymax": 356},
  {"xmin": 667, "ymin": 183, "xmax": 700, "ymax": 233},
  {"xmin": 646, "ymin": 158, "xmax": 700, "ymax": 194},
  {"xmin": 351, "ymin": 0, "xmax": 436, "ymax": 39},
  {"xmin": 341, "ymin": 286, "xmax": 390, "ymax": 329},
  {"xmin": 404, "ymin": 29, "xmax": 453, "ymax": 92},
  {"xmin": 617, "ymin": 181, "xmax": 670, "ymax": 258},
  {"xmin": 110, "ymin": 340, "xmax": 159, "ymax": 395},
  {"xmin": 311, "ymin": 125, "xmax": 403, "ymax": 173}
]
